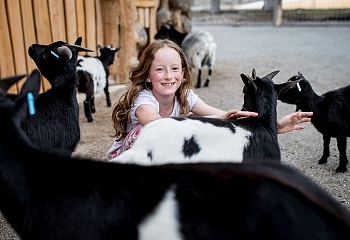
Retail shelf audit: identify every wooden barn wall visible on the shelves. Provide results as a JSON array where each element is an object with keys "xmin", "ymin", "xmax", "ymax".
[{"xmin": 1, "ymin": 0, "xmax": 159, "ymax": 94}]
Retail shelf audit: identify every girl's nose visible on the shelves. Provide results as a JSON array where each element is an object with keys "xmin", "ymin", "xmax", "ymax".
[{"xmin": 164, "ymin": 69, "xmax": 172, "ymax": 79}]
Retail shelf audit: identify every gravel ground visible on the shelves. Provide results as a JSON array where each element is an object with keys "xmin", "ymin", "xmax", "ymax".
[{"xmin": 1, "ymin": 23, "xmax": 350, "ymax": 239}]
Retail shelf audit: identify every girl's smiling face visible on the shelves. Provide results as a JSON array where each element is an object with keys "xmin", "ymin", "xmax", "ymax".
[{"xmin": 147, "ymin": 47, "xmax": 184, "ymax": 99}]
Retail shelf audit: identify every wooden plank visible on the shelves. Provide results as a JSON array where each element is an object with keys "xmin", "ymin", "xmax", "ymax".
[
  {"xmin": 33, "ymin": 0, "xmax": 52, "ymax": 91},
  {"xmin": 95, "ymin": 0, "xmax": 104, "ymax": 47},
  {"xmin": 149, "ymin": 4, "xmax": 158, "ymax": 43},
  {"xmin": 48, "ymin": 0, "xmax": 66, "ymax": 42},
  {"xmin": 119, "ymin": 0, "xmax": 137, "ymax": 84},
  {"xmin": 101, "ymin": 0, "xmax": 120, "ymax": 83},
  {"xmin": 84, "ymin": 0, "xmax": 96, "ymax": 56},
  {"xmin": 7, "ymin": 0, "xmax": 27, "ymax": 77},
  {"xmin": 135, "ymin": 0, "xmax": 158, "ymax": 8},
  {"xmin": 20, "ymin": 0, "xmax": 37, "ymax": 74},
  {"xmin": 75, "ymin": 0, "xmax": 86, "ymax": 47},
  {"xmin": 144, "ymin": 7, "xmax": 149, "ymax": 28},
  {"xmin": 64, "ymin": 0, "xmax": 78, "ymax": 44},
  {"xmin": 138, "ymin": 7, "xmax": 145, "ymax": 26},
  {"xmin": 0, "ymin": 0, "xmax": 16, "ymax": 93}
]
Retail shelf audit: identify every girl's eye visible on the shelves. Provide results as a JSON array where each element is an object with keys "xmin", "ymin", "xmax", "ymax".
[
  {"xmin": 172, "ymin": 67, "xmax": 179, "ymax": 71},
  {"xmin": 155, "ymin": 68, "xmax": 164, "ymax": 72}
]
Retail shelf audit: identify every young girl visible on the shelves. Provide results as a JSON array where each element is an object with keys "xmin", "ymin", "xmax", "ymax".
[{"xmin": 107, "ymin": 39, "xmax": 312, "ymax": 159}]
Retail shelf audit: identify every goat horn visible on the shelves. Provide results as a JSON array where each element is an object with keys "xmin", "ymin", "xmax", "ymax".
[
  {"xmin": 57, "ymin": 46, "xmax": 73, "ymax": 59},
  {"xmin": 264, "ymin": 70, "xmax": 280, "ymax": 80},
  {"xmin": 251, "ymin": 69, "xmax": 256, "ymax": 80},
  {"xmin": 65, "ymin": 44, "xmax": 94, "ymax": 53}
]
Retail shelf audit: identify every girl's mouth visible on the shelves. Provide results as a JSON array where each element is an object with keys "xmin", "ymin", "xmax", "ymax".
[{"xmin": 161, "ymin": 82, "xmax": 175, "ymax": 86}]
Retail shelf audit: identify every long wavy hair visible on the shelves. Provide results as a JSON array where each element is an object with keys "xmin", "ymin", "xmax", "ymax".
[{"xmin": 111, "ymin": 39, "xmax": 193, "ymax": 140}]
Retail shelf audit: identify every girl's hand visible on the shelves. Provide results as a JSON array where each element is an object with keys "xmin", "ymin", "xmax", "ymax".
[
  {"xmin": 219, "ymin": 109, "xmax": 259, "ymax": 120},
  {"xmin": 277, "ymin": 111, "xmax": 313, "ymax": 134}
]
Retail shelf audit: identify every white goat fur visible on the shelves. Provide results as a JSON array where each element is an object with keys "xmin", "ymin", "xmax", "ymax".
[
  {"xmin": 182, "ymin": 31, "xmax": 216, "ymax": 72},
  {"xmin": 111, "ymin": 117, "xmax": 252, "ymax": 165},
  {"xmin": 76, "ymin": 56, "xmax": 106, "ymax": 94}
]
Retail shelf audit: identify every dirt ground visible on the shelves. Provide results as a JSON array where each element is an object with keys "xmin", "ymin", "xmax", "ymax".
[{"xmin": 1, "ymin": 24, "xmax": 350, "ymax": 239}]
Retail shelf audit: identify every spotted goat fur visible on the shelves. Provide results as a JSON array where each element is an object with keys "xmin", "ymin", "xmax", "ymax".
[{"xmin": 111, "ymin": 69, "xmax": 296, "ymax": 165}]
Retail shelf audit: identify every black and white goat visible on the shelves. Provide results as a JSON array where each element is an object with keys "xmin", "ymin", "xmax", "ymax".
[
  {"xmin": 278, "ymin": 72, "xmax": 350, "ymax": 173},
  {"xmin": 76, "ymin": 45, "xmax": 120, "ymax": 122},
  {"xmin": 1, "ymin": 71, "xmax": 350, "ymax": 239},
  {"xmin": 155, "ymin": 22, "xmax": 216, "ymax": 88},
  {"xmin": 111, "ymin": 69, "xmax": 295, "ymax": 165},
  {"xmin": 27, "ymin": 37, "xmax": 93, "ymax": 155}
]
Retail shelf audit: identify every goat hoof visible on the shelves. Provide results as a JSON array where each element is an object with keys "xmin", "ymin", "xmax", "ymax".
[
  {"xmin": 196, "ymin": 84, "xmax": 201, "ymax": 88},
  {"xmin": 91, "ymin": 108, "xmax": 96, "ymax": 113},
  {"xmin": 87, "ymin": 118, "xmax": 93, "ymax": 123},
  {"xmin": 107, "ymin": 100, "xmax": 111, "ymax": 107},
  {"xmin": 336, "ymin": 165, "xmax": 347, "ymax": 173},
  {"xmin": 318, "ymin": 158, "xmax": 327, "ymax": 164}
]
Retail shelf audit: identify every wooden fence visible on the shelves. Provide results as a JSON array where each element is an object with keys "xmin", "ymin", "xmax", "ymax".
[{"xmin": 1, "ymin": 0, "xmax": 159, "ymax": 94}]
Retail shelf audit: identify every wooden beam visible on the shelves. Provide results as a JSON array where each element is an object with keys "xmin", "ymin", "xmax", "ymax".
[
  {"xmin": 32, "ymin": 0, "xmax": 53, "ymax": 91},
  {"xmin": 76, "ymin": 0, "xmax": 86, "ymax": 47},
  {"xmin": 0, "ymin": 0, "xmax": 16, "ymax": 93},
  {"xmin": 48, "ymin": 0, "xmax": 67, "ymax": 42},
  {"xmin": 64, "ymin": 0, "xmax": 78, "ymax": 44},
  {"xmin": 101, "ymin": 0, "xmax": 120, "ymax": 83},
  {"xmin": 6, "ymin": 0, "xmax": 27, "ymax": 92},
  {"xmin": 20, "ymin": 0, "xmax": 37, "ymax": 75},
  {"xmin": 84, "ymin": 0, "xmax": 97, "ymax": 56},
  {"xmin": 119, "ymin": 0, "xmax": 137, "ymax": 84},
  {"xmin": 96, "ymin": 0, "xmax": 104, "ymax": 47}
]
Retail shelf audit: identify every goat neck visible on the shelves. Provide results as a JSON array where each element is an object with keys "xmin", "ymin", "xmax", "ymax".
[{"xmin": 241, "ymin": 69, "xmax": 280, "ymax": 132}]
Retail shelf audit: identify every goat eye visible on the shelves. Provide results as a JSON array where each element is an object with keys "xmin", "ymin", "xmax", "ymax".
[{"xmin": 42, "ymin": 52, "xmax": 48, "ymax": 60}]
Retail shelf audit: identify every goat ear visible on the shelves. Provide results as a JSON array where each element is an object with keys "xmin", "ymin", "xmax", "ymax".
[
  {"xmin": 264, "ymin": 70, "xmax": 280, "ymax": 81},
  {"xmin": 0, "ymin": 73, "xmax": 27, "ymax": 92},
  {"xmin": 14, "ymin": 69, "xmax": 41, "ymax": 121},
  {"xmin": 19, "ymin": 69, "xmax": 41, "ymax": 99},
  {"xmin": 74, "ymin": 37, "xmax": 83, "ymax": 46},
  {"xmin": 241, "ymin": 73, "xmax": 257, "ymax": 93}
]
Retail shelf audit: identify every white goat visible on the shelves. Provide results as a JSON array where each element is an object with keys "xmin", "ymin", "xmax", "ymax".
[{"xmin": 182, "ymin": 30, "xmax": 216, "ymax": 88}]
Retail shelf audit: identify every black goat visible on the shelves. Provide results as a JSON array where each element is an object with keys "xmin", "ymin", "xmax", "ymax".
[
  {"xmin": 27, "ymin": 37, "xmax": 93, "ymax": 155},
  {"xmin": 278, "ymin": 72, "xmax": 350, "ymax": 173},
  {"xmin": 1, "ymin": 70, "xmax": 350, "ymax": 239},
  {"xmin": 2, "ymin": 70, "xmax": 350, "ymax": 239},
  {"xmin": 76, "ymin": 45, "xmax": 120, "ymax": 122},
  {"xmin": 112, "ymin": 69, "xmax": 294, "ymax": 164},
  {"xmin": 155, "ymin": 22, "xmax": 216, "ymax": 88}
]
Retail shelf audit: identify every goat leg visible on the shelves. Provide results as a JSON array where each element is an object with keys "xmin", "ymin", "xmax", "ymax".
[
  {"xmin": 91, "ymin": 96, "xmax": 96, "ymax": 113},
  {"xmin": 196, "ymin": 69, "xmax": 202, "ymax": 88},
  {"xmin": 104, "ymin": 84, "xmax": 111, "ymax": 107},
  {"xmin": 84, "ymin": 100, "xmax": 93, "ymax": 122},
  {"xmin": 204, "ymin": 68, "xmax": 212, "ymax": 87},
  {"xmin": 318, "ymin": 135, "xmax": 331, "ymax": 164},
  {"xmin": 336, "ymin": 137, "xmax": 348, "ymax": 173}
]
